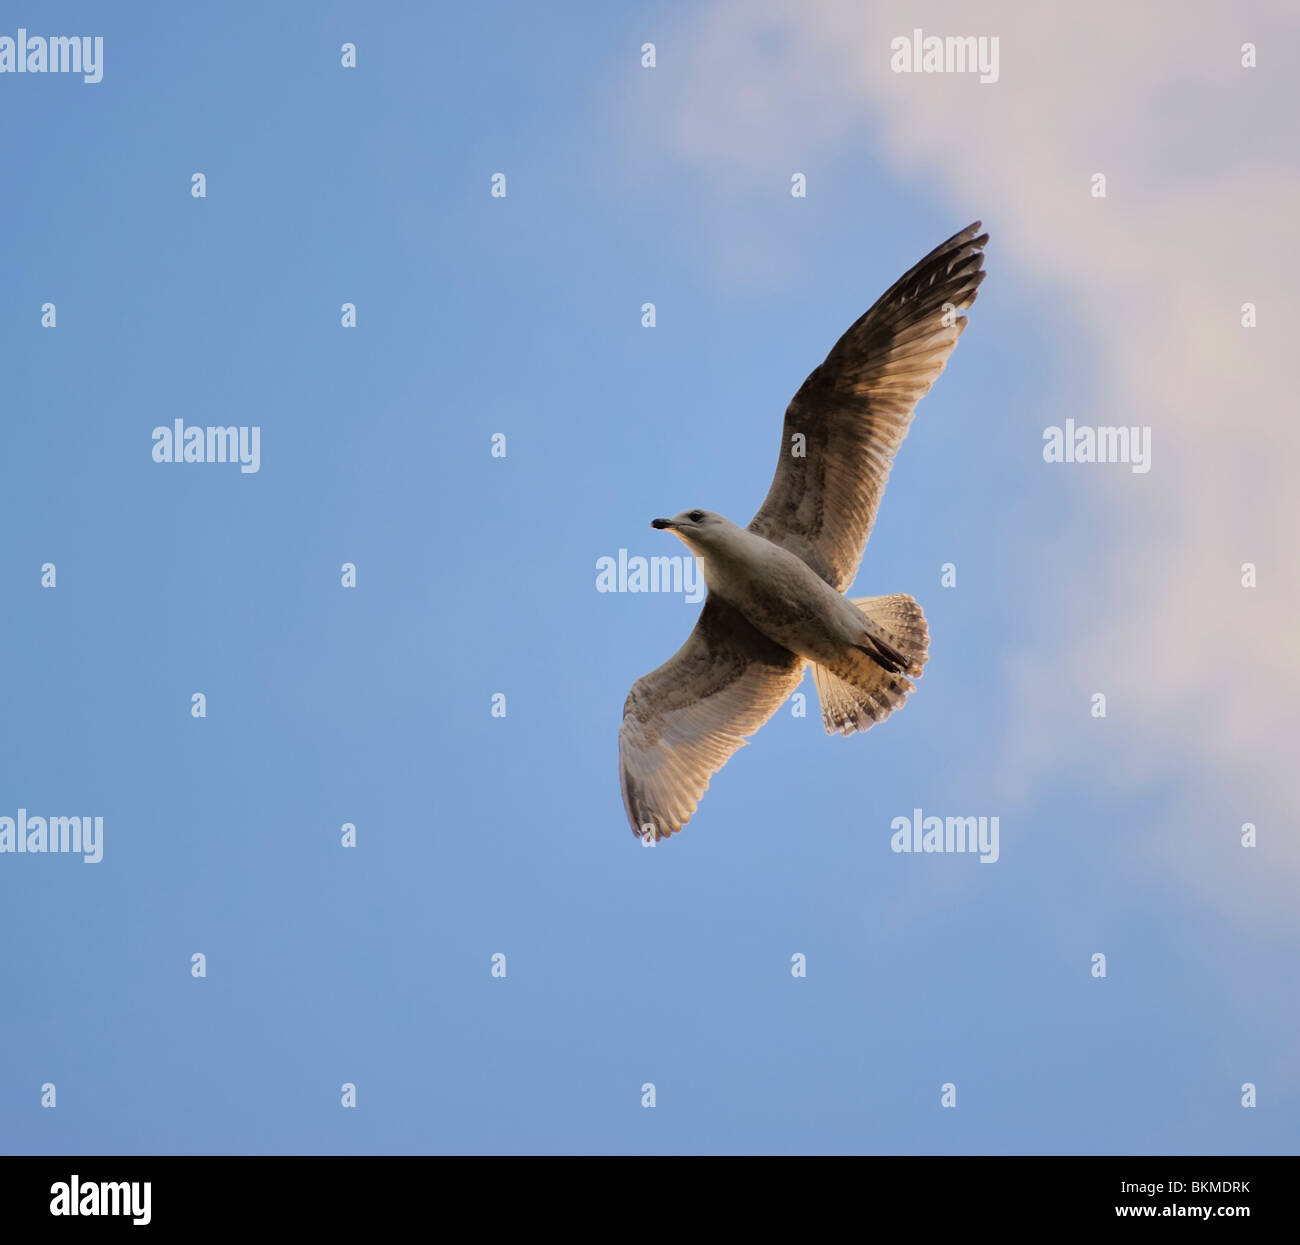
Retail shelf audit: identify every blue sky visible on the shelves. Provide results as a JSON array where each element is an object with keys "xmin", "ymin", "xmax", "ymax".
[{"xmin": 1, "ymin": 2, "xmax": 1295, "ymax": 1155}]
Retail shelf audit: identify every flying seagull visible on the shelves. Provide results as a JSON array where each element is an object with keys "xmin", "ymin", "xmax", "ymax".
[{"xmin": 619, "ymin": 221, "xmax": 988, "ymax": 842}]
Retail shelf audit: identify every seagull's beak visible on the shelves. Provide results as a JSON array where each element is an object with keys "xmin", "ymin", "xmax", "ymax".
[{"xmin": 650, "ymin": 517, "xmax": 674, "ymax": 530}]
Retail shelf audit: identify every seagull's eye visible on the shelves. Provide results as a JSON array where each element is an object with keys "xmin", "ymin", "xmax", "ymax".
[{"xmin": 688, "ymin": 510, "xmax": 706, "ymax": 523}]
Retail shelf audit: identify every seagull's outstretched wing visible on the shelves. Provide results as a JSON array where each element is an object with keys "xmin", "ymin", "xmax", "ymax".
[
  {"xmin": 619, "ymin": 595, "xmax": 805, "ymax": 841},
  {"xmin": 748, "ymin": 222, "xmax": 988, "ymax": 592}
]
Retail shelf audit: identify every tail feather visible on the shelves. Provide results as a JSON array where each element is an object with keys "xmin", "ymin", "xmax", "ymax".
[
  {"xmin": 813, "ymin": 593, "xmax": 929, "ymax": 737},
  {"xmin": 851, "ymin": 593, "xmax": 930, "ymax": 676}
]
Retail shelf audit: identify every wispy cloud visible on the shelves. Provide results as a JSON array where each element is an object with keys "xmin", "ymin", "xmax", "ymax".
[{"xmin": 624, "ymin": 0, "xmax": 1300, "ymax": 927}]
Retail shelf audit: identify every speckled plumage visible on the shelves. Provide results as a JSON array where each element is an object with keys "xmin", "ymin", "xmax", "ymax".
[{"xmin": 620, "ymin": 223, "xmax": 988, "ymax": 842}]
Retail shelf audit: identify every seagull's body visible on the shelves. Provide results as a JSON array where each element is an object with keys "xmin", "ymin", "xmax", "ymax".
[
  {"xmin": 681, "ymin": 516, "xmax": 899, "ymax": 672},
  {"xmin": 619, "ymin": 223, "xmax": 989, "ymax": 842}
]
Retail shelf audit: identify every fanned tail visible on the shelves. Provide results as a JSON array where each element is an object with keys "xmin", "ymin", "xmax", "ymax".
[{"xmin": 812, "ymin": 594, "xmax": 929, "ymax": 737}]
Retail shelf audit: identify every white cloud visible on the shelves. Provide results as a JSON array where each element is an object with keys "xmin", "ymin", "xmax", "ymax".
[{"xmin": 627, "ymin": 0, "xmax": 1300, "ymax": 926}]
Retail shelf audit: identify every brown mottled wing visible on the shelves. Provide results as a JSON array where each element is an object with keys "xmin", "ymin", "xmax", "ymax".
[
  {"xmin": 619, "ymin": 595, "xmax": 805, "ymax": 841},
  {"xmin": 749, "ymin": 222, "xmax": 988, "ymax": 592}
]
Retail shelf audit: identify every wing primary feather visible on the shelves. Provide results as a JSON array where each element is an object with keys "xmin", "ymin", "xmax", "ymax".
[{"xmin": 748, "ymin": 223, "xmax": 989, "ymax": 590}]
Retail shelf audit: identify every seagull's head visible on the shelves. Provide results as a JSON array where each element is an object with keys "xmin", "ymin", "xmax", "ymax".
[{"xmin": 650, "ymin": 509, "xmax": 736, "ymax": 555}]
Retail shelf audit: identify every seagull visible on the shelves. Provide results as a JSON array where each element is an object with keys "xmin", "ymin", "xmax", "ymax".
[{"xmin": 619, "ymin": 222, "xmax": 988, "ymax": 842}]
